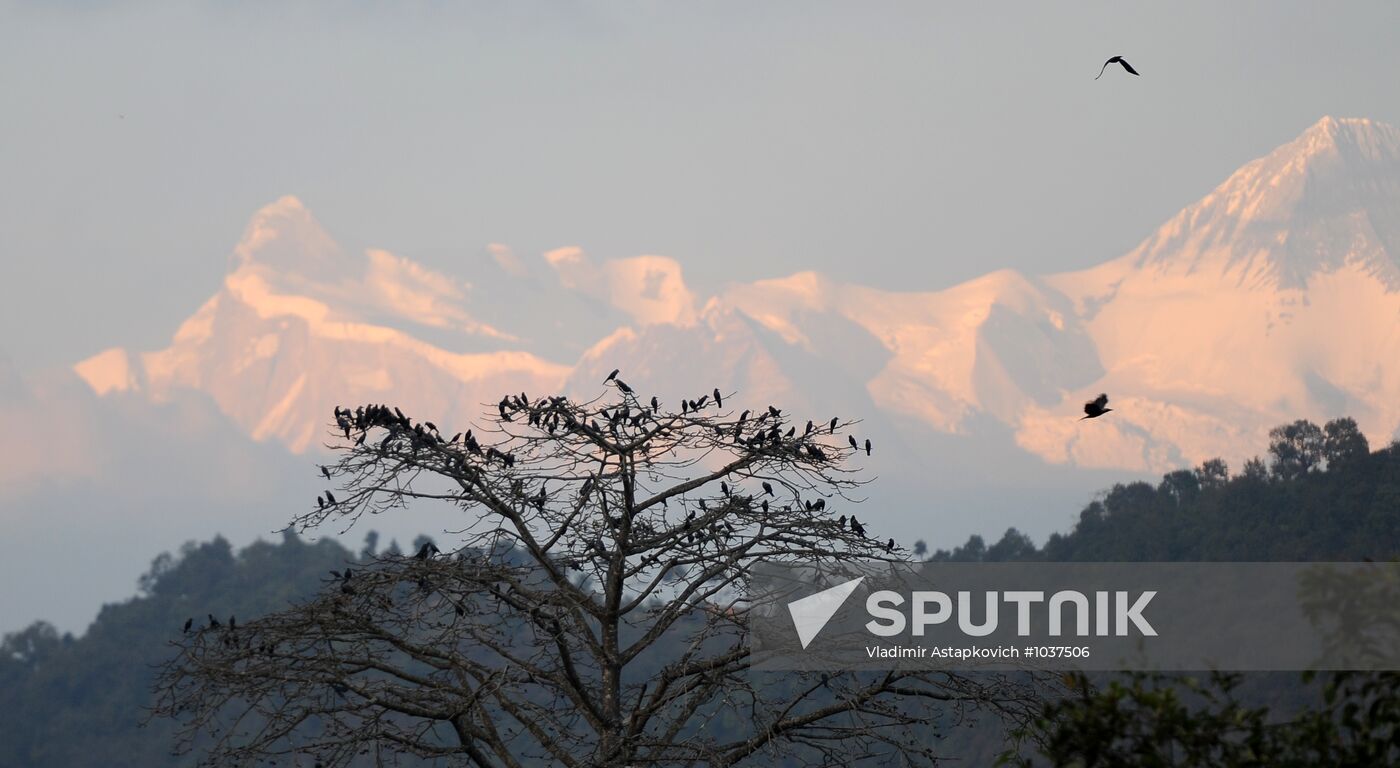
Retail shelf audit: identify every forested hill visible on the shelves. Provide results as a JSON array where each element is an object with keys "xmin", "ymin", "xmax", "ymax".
[
  {"xmin": 2, "ymin": 418, "xmax": 1398, "ymax": 766},
  {"xmin": 924, "ymin": 417, "xmax": 1400, "ymax": 563},
  {"xmin": 0, "ymin": 531, "xmax": 384, "ymax": 768}
]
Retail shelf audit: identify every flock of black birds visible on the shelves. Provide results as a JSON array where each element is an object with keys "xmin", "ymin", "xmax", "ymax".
[
  {"xmin": 300, "ymin": 371, "xmax": 883, "ymax": 576},
  {"xmin": 298, "ymin": 360, "xmax": 1113, "ymax": 603},
  {"xmin": 181, "ymin": 613, "xmax": 238, "ymax": 645}
]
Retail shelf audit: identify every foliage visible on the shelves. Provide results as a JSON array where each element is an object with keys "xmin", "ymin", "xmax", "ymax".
[
  {"xmin": 925, "ymin": 417, "xmax": 1400, "ymax": 767},
  {"xmin": 0, "ymin": 532, "xmax": 360, "ymax": 768},
  {"xmin": 1008, "ymin": 671, "xmax": 1400, "ymax": 767},
  {"xmin": 930, "ymin": 418, "xmax": 1396, "ymax": 563}
]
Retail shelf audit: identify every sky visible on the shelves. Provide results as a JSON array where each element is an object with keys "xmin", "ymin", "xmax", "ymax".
[{"xmin": 3, "ymin": 1, "xmax": 1400, "ymax": 369}]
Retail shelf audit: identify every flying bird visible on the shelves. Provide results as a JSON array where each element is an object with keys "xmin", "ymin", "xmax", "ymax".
[
  {"xmin": 1095, "ymin": 55, "xmax": 1139, "ymax": 80},
  {"xmin": 1081, "ymin": 393, "xmax": 1113, "ymax": 420}
]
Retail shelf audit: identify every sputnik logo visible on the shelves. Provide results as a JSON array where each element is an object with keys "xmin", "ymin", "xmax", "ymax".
[{"xmin": 787, "ymin": 577, "xmax": 865, "ymax": 649}]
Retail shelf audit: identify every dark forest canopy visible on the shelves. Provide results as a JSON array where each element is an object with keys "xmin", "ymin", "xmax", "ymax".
[
  {"xmin": 2, "ymin": 416, "xmax": 1398, "ymax": 766},
  {"xmin": 0, "ymin": 530, "xmax": 368, "ymax": 768},
  {"xmin": 924, "ymin": 417, "xmax": 1399, "ymax": 563}
]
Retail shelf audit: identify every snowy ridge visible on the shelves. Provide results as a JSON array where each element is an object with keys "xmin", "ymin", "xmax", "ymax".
[{"xmin": 74, "ymin": 117, "xmax": 1400, "ymax": 471}]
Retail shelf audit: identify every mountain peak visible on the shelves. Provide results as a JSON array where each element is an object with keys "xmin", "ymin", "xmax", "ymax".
[
  {"xmin": 231, "ymin": 195, "xmax": 343, "ymax": 278},
  {"xmin": 1289, "ymin": 115, "xmax": 1400, "ymax": 166},
  {"xmin": 1125, "ymin": 116, "xmax": 1400, "ymax": 288}
]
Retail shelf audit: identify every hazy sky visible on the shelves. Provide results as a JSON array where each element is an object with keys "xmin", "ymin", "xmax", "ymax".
[{"xmin": 3, "ymin": 1, "xmax": 1399, "ymax": 367}]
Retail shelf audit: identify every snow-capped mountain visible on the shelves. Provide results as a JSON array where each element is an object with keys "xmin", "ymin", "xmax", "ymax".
[{"xmin": 72, "ymin": 116, "xmax": 1400, "ymax": 476}]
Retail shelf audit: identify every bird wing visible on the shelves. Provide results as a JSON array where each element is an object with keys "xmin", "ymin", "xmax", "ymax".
[
  {"xmin": 1095, "ymin": 60, "xmax": 1112, "ymax": 80},
  {"xmin": 1118, "ymin": 58, "xmax": 1140, "ymax": 75}
]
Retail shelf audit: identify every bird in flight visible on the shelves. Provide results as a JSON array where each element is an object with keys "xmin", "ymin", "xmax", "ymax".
[
  {"xmin": 1095, "ymin": 56, "xmax": 1139, "ymax": 80},
  {"xmin": 1081, "ymin": 393, "xmax": 1113, "ymax": 420}
]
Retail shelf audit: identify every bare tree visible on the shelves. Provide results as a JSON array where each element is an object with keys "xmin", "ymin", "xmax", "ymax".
[{"xmin": 153, "ymin": 382, "xmax": 1041, "ymax": 767}]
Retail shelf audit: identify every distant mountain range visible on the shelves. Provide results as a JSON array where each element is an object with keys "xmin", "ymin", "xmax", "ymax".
[{"xmin": 74, "ymin": 116, "xmax": 1400, "ymax": 471}]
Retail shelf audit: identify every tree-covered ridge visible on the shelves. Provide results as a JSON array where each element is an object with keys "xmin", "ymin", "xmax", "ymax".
[
  {"xmin": 0, "ymin": 531, "xmax": 368, "ymax": 768},
  {"xmin": 924, "ymin": 418, "xmax": 1399, "ymax": 563}
]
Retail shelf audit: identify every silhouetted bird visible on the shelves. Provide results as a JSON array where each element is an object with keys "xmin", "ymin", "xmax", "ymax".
[
  {"xmin": 1081, "ymin": 393, "xmax": 1113, "ymax": 420},
  {"xmin": 886, "ymin": 538, "xmax": 895, "ymax": 552},
  {"xmin": 208, "ymin": 614, "xmax": 221, "ymax": 630},
  {"xmin": 326, "ymin": 490, "xmax": 337, "ymax": 505},
  {"xmin": 713, "ymin": 388, "xmax": 723, "ymax": 407},
  {"xmin": 606, "ymin": 368, "xmax": 620, "ymax": 383},
  {"xmin": 1095, "ymin": 56, "xmax": 1139, "ymax": 80},
  {"xmin": 864, "ymin": 439, "xmax": 872, "ymax": 456},
  {"xmin": 316, "ymin": 495, "xmax": 325, "ymax": 510},
  {"xmin": 228, "ymin": 615, "xmax": 236, "ymax": 631},
  {"xmin": 321, "ymin": 465, "xmax": 331, "ymax": 480},
  {"xmin": 848, "ymin": 435, "xmax": 859, "ymax": 450},
  {"xmin": 615, "ymin": 379, "xmax": 633, "ymax": 394},
  {"xmin": 415, "ymin": 542, "xmax": 439, "ymax": 560},
  {"xmin": 850, "ymin": 517, "xmax": 866, "ymax": 537},
  {"xmin": 182, "ymin": 617, "xmax": 193, "ymax": 634},
  {"xmin": 829, "ymin": 417, "xmax": 838, "ymax": 433},
  {"xmin": 650, "ymin": 396, "xmax": 660, "ymax": 412},
  {"xmin": 762, "ymin": 481, "xmax": 774, "ymax": 496}
]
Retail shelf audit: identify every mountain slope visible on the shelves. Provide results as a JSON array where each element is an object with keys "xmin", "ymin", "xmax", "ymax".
[{"xmin": 71, "ymin": 116, "xmax": 1400, "ymax": 474}]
